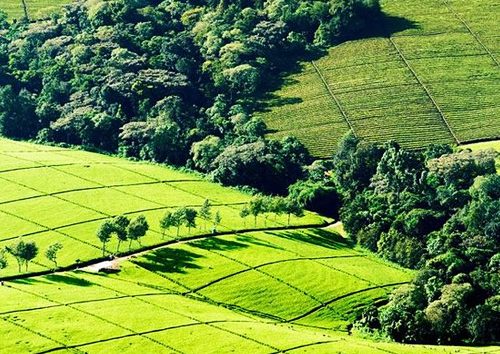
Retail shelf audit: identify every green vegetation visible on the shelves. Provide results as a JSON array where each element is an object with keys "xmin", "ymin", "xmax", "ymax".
[
  {"xmin": 0, "ymin": 0, "xmax": 382, "ymax": 194},
  {"xmin": 0, "ymin": 138, "xmax": 323, "ymax": 277},
  {"xmin": 4, "ymin": 227, "xmax": 496, "ymax": 353},
  {"xmin": 261, "ymin": 0, "xmax": 500, "ymax": 157},
  {"xmin": 332, "ymin": 134, "xmax": 499, "ymax": 344},
  {"xmin": 0, "ymin": 0, "xmax": 70, "ymax": 19}
]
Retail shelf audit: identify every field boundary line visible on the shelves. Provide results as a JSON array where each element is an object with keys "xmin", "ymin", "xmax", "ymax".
[
  {"xmin": 387, "ymin": 37, "xmax": 460, "ymax": 144},
  {"xmin": 287, "ymin": 282, "xmax": 409, "ymax": 322},
  {"xmin": 190, "ymin": 255, "xmax": 363, "ymax": 293},
  {"xmin": 310, "ymin": 61, "xmax": 357, "ymax": 137},
  {"xmin": 441, "ymin": 0, "xmax": 499, "ymax": 67},
  {"xmin": 276, "ymin": 340, "xmax": 340, "ymax": 353},
  {"xmin": 1, "ymin": 317, "xmax": 79, "ymax": 354},
  {"xmin": 0, "ymin": 224, "xmax": 331, "ymax": 281},
  {"xmin": 6, "ymin": 284, "xmax": 182, "ymax": 353}
]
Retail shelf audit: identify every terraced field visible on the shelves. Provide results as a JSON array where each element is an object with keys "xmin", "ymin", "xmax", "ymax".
[
  {"xmin": 2, "ymin": 228, "xmax": 499, "ymax": 353},
  {"xmin": 1, "ymin": 139, "xmax": 499, "ymax": 352},
  {"xmin": 0, "ymin": 0, "xmax": 70, "ymax": 19},
  {"xmin": 262, "ymin": 0, "xmax": 500, "ymax": 157},
  {"xmin": 0, "ymin": 138, "xmax": 324, "ymax": 277}
]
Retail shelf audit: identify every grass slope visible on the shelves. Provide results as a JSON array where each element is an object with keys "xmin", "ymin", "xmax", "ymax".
[
  {"xmin": 0, "ymin": 0, "xmax": 70, "ymax": 19},
  {"xmin": 0, "ymin": 138, "xmax": 325, "ymax": 277},
  {"xmin": 261, "ymin": 0, "xmax": 500, "ymax": 157},
  {"xmin": 3, "ymin": 228, "xmax": 498, "ymax": 353}
]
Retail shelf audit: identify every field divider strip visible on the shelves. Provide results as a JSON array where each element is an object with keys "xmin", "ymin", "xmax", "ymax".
[
  {"xmin": 190, "ymin": 255, "xmax": 363, "ymax": 293},
  {"xmin": 387, "ymin": 37, "xmax": 460, "ymax": 144},
  {"xmin": 441, "ymin": 0, "xmax": 499, "ymax": 67},
  {"xmin": 287, "ymin": 282, "xmax": 409, "ymax": 322},
  {"xmin": 310, "ymin": 61, "xmax": 357, "ymax": 137},
  {"xmin": 5, "ymin": 283, "xmax": 182, "ymax": 353},
  {"xmin": 75, "ymin": 272, "xmax": 280, "ymax": 351},
  {"xmin": 276, "ymin": 340, "xmax": 340, "ymax": 353},
  {"xmin": 1, "ymin": 316, "xmax": 80, "ymax": 354}
]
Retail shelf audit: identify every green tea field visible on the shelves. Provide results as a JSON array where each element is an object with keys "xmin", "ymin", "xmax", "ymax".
[
  {"xmin": 0, "ymin": 138, "xmax": 324, "ymax": 277},
  {"xmin": 1, "ymin": 139, "xmax": 499, "ymax": 353},
  {"xmin": 261, "ymin": 0, "xmax": 500, "ymax": 157},
  {"xmin": 0, "ymin": 0, "xmax": 70, "ymax": 19},
  {"xmin": 3, "ymin": 228, "xmax": 498, "ymax": 353}
]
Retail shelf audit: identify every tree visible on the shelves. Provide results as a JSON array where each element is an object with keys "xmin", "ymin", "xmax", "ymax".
[
  {"xmin": 172, "ymin": 208, "xmax": 186, "ymax": 237},
  {"xmin": 45, "ymin": 242, "xmax": 63, "ymax": 269},
  {"xmin": 6, "ymin": 240, "xmax": 39, "ymax": 272},
  {"xmin": 113, "ymin": 215, "xmax": 130, "ymax": 252},
  {"xmin": 248, "ymin": 195, "xmax": 265, "ymax": 227},
  {"xmin": 97, "ymin": 220, "xmax": 114, "ymax": 256},
  {"xmin": 283, "ymin": 198, "xmax": 304, "ymax": 226},
  {"xmin": 239, "ymin": 207, "xmax": 250, "ymax": 227},
  {"xmin": 213, "ymin": 211, "xmax": 222, "ymax": 233},
  {"xmin": 199, "ymin": 199, "xmax": 212, "ymax": 230},
  {"xmin": 184, "ymin": 208, "xmax": 198, "ymax": 234},
  {"xmin": 0, "ymin": 250, "xmax": 7, "ymax": 271},
  {"xmin": 159, "ymin": 212, "xmax": 174, "ymax": 239},
  {"xmin": 127, "ymin": 215, "xmax": 149, "ymax": 250}
]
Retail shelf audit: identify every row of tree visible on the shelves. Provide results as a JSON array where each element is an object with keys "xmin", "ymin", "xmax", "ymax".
[{"xmin": 0, "ymin": 240, "xmax": 63, "ymax": 273}]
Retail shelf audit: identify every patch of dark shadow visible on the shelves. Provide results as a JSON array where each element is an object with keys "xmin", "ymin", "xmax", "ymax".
[
  {"xmin": 252, "ymin": 13, "xmax": 417, "ymax": 116},
  {"xmin": 234, "ymin": 234, "xmax": 284, "ymax": 250},
  {"xmin": 268, "ymin": 228, "xmax": 353, "ymax": 250},
  {"xmin": 10, "ymin": 278, "xmax": 51, "ymax": 285},
  {"xmin": 44, "ymin": 274, "xmax": 94, "ymax": 287},
  {"xmin": 190, "ymin": 237, "xmax": 248, "ymax": 252},
  {"xmin": 132, "ymin": 247, "xmax": 203, "ymax": 274}
]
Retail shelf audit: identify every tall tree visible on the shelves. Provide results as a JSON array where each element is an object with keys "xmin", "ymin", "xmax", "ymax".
[
  {"xmin": 184, "ymin": 208, "xmax": 198, "ymax": 234},
  {"xmin": 45, "ymin": 242, "xmax": 63, "ymax": 269},
  {"xmin": 127, "ymin": 215, "xmax": 149, "ymax": 250},
  {"xmin": 113, "ymin": 215, "xmax": 130, "ymax": 252},
  {"xmin": 97, "ymin": 220, "xmax": 114, "ymax": 256},
  {"xmin": 199, "ymin": 199, "xmax": 212, "ymax": 231}
]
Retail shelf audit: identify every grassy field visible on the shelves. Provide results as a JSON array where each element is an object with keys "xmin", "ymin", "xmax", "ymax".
[
  {"xmin": 0, "ymin": 0, "xmax": 70, "ymax": 19},
  {"xmin": 261, "ymin": 0, "xmax": 500, "ymax": 157},
  {"xmin": 3, "ymin": 228, "xmax": 498, "ymax": 353},
  {"xmin": 0, "ymin": 138, "xmax": 325, "ymax": 277},
  {"xmin": 0, "ymin": 139, "xmax": 499, "ymax": 352}
]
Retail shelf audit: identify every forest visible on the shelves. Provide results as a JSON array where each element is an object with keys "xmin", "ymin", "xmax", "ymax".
[
  {"xmin": 0, "ymin": 0, "xmax": 498, "ymax": 347},
  {"xmin": 0, "ymin": 0, "xmax": 379, "ymax": 193}
]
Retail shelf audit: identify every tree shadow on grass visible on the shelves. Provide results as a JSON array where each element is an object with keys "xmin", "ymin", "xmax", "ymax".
[
  {"xmin": 44, "ymin": 274, "xmax": 94, "ymax": 287},
  {"xmin": 267, "ymin": 228, "xmax": 354, "ymax": 250},
  {"xmin": 190, "ymin": 237, "xmax": 248, "ymax": 252},
  {"xmin": 132, "ymin": 247, "xmax": 204, "ymax": 275}
]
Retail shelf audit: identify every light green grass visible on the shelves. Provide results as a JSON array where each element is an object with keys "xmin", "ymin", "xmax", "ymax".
[
  {"xmin": 0, "ymin": 138, "xmax": 325, "ymax": 277},
  {"xmin": 0, "ymin": 0, "xmax": 71, "ymax": 19},
  {"xmin": 261, "ymin": 0, "xmax": 500, "ymax": 157},
  {"xmin": 1, "ymin": 228, "xmax": 496, "ymax": 353}
]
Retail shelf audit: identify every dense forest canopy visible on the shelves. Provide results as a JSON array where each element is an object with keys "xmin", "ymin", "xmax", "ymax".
[
  {"xmin": 327, "ymin": 135, "xmax": 499, "ymax": 345},
  {"xmin": 0, "ymin": 0, "xmax": 380, "ymax": 193}
]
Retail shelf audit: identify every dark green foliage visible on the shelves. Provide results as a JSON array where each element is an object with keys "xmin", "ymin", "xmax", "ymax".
[
  {"xmin": 45, "ymin": 242, "xmax": 63, "ymax": 268},
  {"xmin": 337, "ymin": 134, "xmax": 499, "ymax": 344},
  {"xmin": 127, "ymin": 215, "xmax": 149, "ymax": 250},
  {"xmin": 0, "ymin": 0, "xmax": 380, "ymax": 194},
  {"xmin": 6, "ymin": 240, "xmax": 39, "ymax": 272}
]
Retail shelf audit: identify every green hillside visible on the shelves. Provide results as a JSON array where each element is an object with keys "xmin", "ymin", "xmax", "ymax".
[
  {"xmin": 2, "ymin": 228, "xmax": 499, "ymax": 353},
  {"xmin": 1, "ymin": 139, "xmax": 499, "ymax": 352},
  {"xmin": 261, "ymin": 0, "xmax": 500, "ymax": 157},
  {"xmin": 0, "ymin": 0, "xmax": 69, "ymax": 19},
  {"xmin": 0, "ymin": 138, "xmax": 324, "ymax": 277}
]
